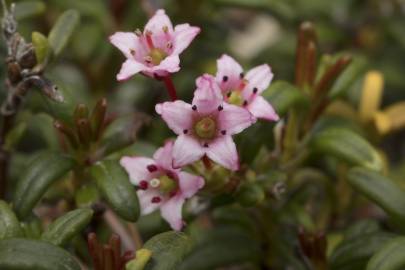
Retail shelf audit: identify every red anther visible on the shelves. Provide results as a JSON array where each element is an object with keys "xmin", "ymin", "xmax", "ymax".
[
  {"xmin": 147, "ymin": 164, "xmax": 158, "ymax": 172},
  {"xmin": 139, "ymin": 180, "xmax": 149, "ymax": 190},
  {"xmin": 151, "ymin": 196, "xmax": 162, "ymax": 203}
]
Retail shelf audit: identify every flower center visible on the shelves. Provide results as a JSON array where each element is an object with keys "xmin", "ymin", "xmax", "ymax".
[
  {"xmin": 227, "ymin": 91, "xmax": 244, "ymax": 106},
  {"xmin": 149, "ymin": 175, "xmax": 178, "ymax": 194},
  {"xmin": 194, "ymin": 117, "xmax": 217, "ymax": 139},
  {"xmin": 148, "ymin": 48, "xmax": 167, "ymax": 65}
]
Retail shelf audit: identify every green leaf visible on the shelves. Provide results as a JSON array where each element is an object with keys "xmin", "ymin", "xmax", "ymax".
[
  {"xmin": 13, "ymin": 151, "xmax": 76, "ymax": 219},
  {"xmin": 143, "ymin": 231, "xmax": 194, "ymax": 270},
  {"xmin": 310, "ymin": 128, "xmax": 383, "ymax": 171},
  {"xmin": 347, "ymin": 168, "xmax": 405, "ymax": 225},
  {"xmin": 367, "ymin": 237, "xmax": 405, "ymax": 270},
  {"xmin": 179, "ymin": 227, "xmax": 260, "ymax": 270},
  {"xmin": 0, "ymin": 201, "xmax": 22, "ymax": 239},
  {"xmin": 344, "ymin": 219, "xmax": 380, "ymax": 241},
  {"xmin": 90, "ymin": 160, "xmax": 140, "ymax": 222},
  {"xmin": 262, "ymin": 81, "xmax": 307, "ymax": 116},
  {"xmin": 330, "ymin": 232, "xmax": 395, "ymax": 270},
  {"xmin": 32, "ymin": 31, "xmax": 50, "ymax": 65},
  {"xmin": 48, "ymin": 9, "xmax": 80, "ymax": 57},
  {"xmin": 4, "ymin": 121, "xmax": 27, "ymax": 151},
  {"xmin": 14, "ymin": 1, "xmax": 45, "ymax": 20},
  {"xmin": 41, "ymin": 208, "xmax": 93, "ymax": 246},
  {"xmin": 0, "ymin": 238, "xmax": 80, "ymax": 270}
]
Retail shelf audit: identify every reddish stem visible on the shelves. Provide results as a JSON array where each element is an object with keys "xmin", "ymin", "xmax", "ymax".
[{"xmin": 162, "ymin": 76, "xmax": 178, "ymax": 101}]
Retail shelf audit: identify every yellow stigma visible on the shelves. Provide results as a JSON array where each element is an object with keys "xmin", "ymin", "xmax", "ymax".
[
  {"xmin": 228, "ymin": 91, "xmax": 244, "ymax": 106},
  {"xmin": 159, "ymin": 175, "xmax": 177, "ymax": 194},
  {"xmin": 148, "ymin": 48, "xmax": 167, "ymax": 65},
  {"xmin": 194, "ymin": 117, "xmax": 216, "ymax": 139}
]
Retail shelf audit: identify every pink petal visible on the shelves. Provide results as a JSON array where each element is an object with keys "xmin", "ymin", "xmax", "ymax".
[
  {"xmin": 248, "ymin": 96, "xmax": 279, "ymax": 121},
  {"xmin": 151, "ymin": 54, "xmax": 180, "ymax": 75},
  {"xmin": 137, "ymin": 189, "xmax": 162, "ymax": 215},
  {"xmin": 192, "ymin": 74, "xmax": 223, "ymax": 114},
  {"xmin": 245, "ymin": 64, "xmax": 273, "ymax": 94},
  {"xmin": 218, "ymin": 103, "xmax": 256, "ymax": 135},
  {"xmin": 109, "ymin": 32, "xmax": 138, "ymax": 58},
  {"xmin": 153, "ymin": 140, "xmax": 175, "ymax": 170},
  {"xmin": 206, "ymin": 136, "xmax": 239, "ymax": 171},
  {"xmin": 120, "ymin": 157, "xmax": 156, "ymax": 185},
  {"xmin": 215, "ymin": 54, "xmax": 243, "ymax": 92},
  {"xmin": 172, "ymin": 24, "xmax": 201, "ymax": 55},
  {"xmin": 178, "ymin": 172, "xmax": 204, "ymax": 198},
  {"xmin": 144, "ymin": 9, "xmax": 173, "ymax": 34},
  {"xmin": 155, "ymin": 100, "xmax": 193, "ymax": 135},
  {"xmin": 117, "ymin": 59, "xmax": 145, "ymax": 81},
  {"xmin": 160, "ymin": 195, "xmax": 185, "ymax": 231},
  {"xmin": 172, "ymin": 135, "xmax": 205, "ymax": 168}
]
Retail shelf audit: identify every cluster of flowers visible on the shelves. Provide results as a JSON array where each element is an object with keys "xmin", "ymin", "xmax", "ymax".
[{"xmin": 110, "ymin": 9, "xmax": 278, "ymax": 230}]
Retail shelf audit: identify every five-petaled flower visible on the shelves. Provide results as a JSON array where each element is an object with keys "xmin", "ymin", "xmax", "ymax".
[
  {"xmin": 120, "ymin": 141, "xmax": 204, "ymax": 231},
  {"xmin": 215, "ymin": 54, "xmax": 279, "ymax": 121},
  {"xmin": 109, "ymin": 9, "xmax": 200, "ymax": 80},
  {"xmin": 156, "ymin": 74, "xmax": 256, "ymax": 171}
]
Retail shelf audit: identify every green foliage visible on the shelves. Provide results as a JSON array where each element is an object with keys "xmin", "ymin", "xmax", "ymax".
[
  {"xmin": 48, "ymin": 10, "xmax": 80, "ymax": 57},
  {"xmin": 367, "ymin": 237, "xmax": 405, "ymax": 270},
  {"xmin": 0, "ymin": 200, "xmax": 22, "ymax": 239}
]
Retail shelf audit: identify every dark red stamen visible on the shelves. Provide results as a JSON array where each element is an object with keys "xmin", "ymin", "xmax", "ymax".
[
  {"xmin": 240, "ymin": 73, "xmax": 244, "ymax": 78},
  {"xmin": 218, "ymin": 105, "xmax": 223, "ymax": 111},
  {"xmin": 147, "ymin": 164, "xmax": 158, "ymax": 172},
  {"xmin": 221, "ymin": 130, "xmax": 226, "ymax": 135},
  {"xmin": 192, "ymin": 105, "xmax": 197, "ymax": 111},
  {"xmin": 183, "ymin": 129, "xmax": 188, "ymax": 134},
  {"xmin": 223, "ymin": 76, "xmax": 228, "ymax": 82},
  {"xmin": 203, "ymin": 143, "xmax": 209, "ymax": 147},
  {"xmin": 151, "ymin": 196, "xmax": 161, "ymax": 203},
  {"xmin": 253, "ymin": 87, "xmax": 258, "ymax": 93},
  {"xmin": 139, "ymin": 180, "xmax": 148, "ymax": 190},
  {"xmin": 243, "ymin": 100, "xmax": 248, "ymax": 106}
]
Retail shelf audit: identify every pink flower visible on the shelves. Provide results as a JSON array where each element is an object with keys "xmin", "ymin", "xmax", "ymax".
[
  {"xmin": 109, "ymin": 9, "xmax": 200, "ymax": 80},
  {"xmin": 215, "ymin": 54, "xmax": 279, "ymax": 121},
  {"xmin": 120, "ymin": 141, "xmax": 204, "ymax": 231},
  {"xmin": 156, "ymin": 74, "xmax": 256, "ymax": 171}
]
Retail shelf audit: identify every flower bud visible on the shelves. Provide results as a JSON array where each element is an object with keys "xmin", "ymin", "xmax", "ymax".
[
  {"xmin": 90, "ymin": 98, "xmax": 107, "ymax": 140},
  {"xmin": 74, "ymin": 104, "xmax": 89, "ymax": 122}
]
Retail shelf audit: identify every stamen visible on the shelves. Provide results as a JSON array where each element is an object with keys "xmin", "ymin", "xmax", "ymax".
[
  {"xmin": 240, "ymin": 72, "xmax": 244, "ymax": 78},
  {"xmin": 253, "ymin": 87, "xmax": 258, "ymax": 94},
  {"xmin": 221, "ymin": 130, "xmax": 226, "ymax": 135},
  {"xmin": 162, "ymin": 25, "xmax": 169, "ymax": 33},
  {"xmin": 151, "ymin": 196, "xmax": 162, "ymax": 203},
  {"xmin": 203, "ymin": 143, "xmax": 209, "ymax": 147},
  {"xmin": 147, "ymin": 164, "xmax": 158, "ymax": 172},
  {"xmin": 145, "ymin": 30, "xmax": 155, "ymax": 49},
  {"xmin": 222, "ymin": 76, "xmax": 228, "ymax": 82},
  {"xmin": 192, "ymin": 105, "xmax": 197, "ymax": 111},
  {"xmin": 166, "ymin": 42, "xmax": 173, "ymax": 50},
  {"xmin": 226, "ymin": 92, "xmax": 232, "ymax": 98},
  {"xmin": 144, "ymin": 56, "xmax": 152, "ymax": 64},
  {"xmin": 130, "ymin": 49, "xmax": 136, "ymax": 56},
  {"xmin": 139, "ymin": 180, "xmax": 148, "ymax": 190},
  {"xmin": 134, "ymin": 29, "xmax": 142, "ymax": 36},
  {"xmin": 218, "ymin": 105, "xmax": 223, "ymax": 111},
  {"xmin": 183, "ymin": 129, "xmax": 188, "ymax": 134},
  {"xmin": 243, "ymin": 100, "xmax": 248, "ymax": 106},
  {"xmin": 238, "ymin": 79, "xmax": 247, "ymax": 90}
]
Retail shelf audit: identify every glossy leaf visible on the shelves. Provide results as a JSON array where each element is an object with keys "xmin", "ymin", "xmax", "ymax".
[
  {"xmin": 0, "ymin": 201, "xmax": 22, "ymax": 239},
  {"xmin": 144, "ymin": 231, "xmax": 194, "ymax": 270},
  {"xmin": 310, "ymin": 128, "xmax": 383, "ymax": 171},
  {"xmin": 367, "ymin": 237, "xmax": 405, "ymax": 270},
  {"xmin": 48, "ymin": 9, "xmax": 80, "ymax": 57},
  {"xmin": 347, "ymin": 168, "xmax": 405, "ymax": 225},
  {"xmin": 41, "ymin": 208, "xmax": 93, "ymax": 246},
  {"xmin": 0, "ymin": 238, "xmax": 80, "ymax": 270},
  {"xmin": 13, "ymin": 151, "xmax": 76, "ymax": 219},
  {"xmin": 90, "ymin": 160, "xmax": 140, "ymax": 222},
  {"xmin": 32, "ymin": 31, "xmax": 50, "ymax": 65}
]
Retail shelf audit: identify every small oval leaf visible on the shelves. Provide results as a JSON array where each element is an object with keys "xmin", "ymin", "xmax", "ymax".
[
  {"xmin": 347, "ymin": 167, "xmax": 405, "ymax": 225},
  {"xmin": 310, "ymin": 128, "xmax": 383, "ymax": 171},
  {"xmin": 0, "ymin": 200, "xmax": 22, "ymax": 239},
  {"xmin": 41, "ymin": 208, "xmax": 93, "ymax": 246},
  {"xmin": 48, "ymin": 9, "xmax": 80, "ymax": 57},
  {"xmin": 367, "ymin": 237, "xmax": 405, "ymax": 270},
  {"xmin": 0, "ymin": 238, "xmax": 80, "ymax": 270},
  {"xmin": 90, "ymin": 160, "xmax": 140, "ymax": 221},
  {"xmin": 32, "ymin": 31, "xmax": 50, "ymax": 65},
  {"xmin": 144, "ymin": 231, "xmax": 194, "ymax": 270},
  {"xmin": 13, "ymin": 151, "xmax": 76, "ymax": 219}
]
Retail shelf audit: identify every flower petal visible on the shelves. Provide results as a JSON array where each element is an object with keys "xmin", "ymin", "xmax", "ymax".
[
  {"xmin": 216, "ymin": 54, "xmax": 243, "ymax": 92},
  {"xmin": 248, "ymin": 96, "xmax": 279, "ymax": 121},
  {"xmin": 117, "ymin": 59, "xmax": 145, "ymax": 81},
  {"xmin": 192, "ymin": 74, "xmax": 223, "ymax": 114},
  {"xmin": 156, "ymin": 100, "xmax": 193, "ymax": 135},
  {"xmin": 153, "ymin": 140, "xmax": 175, "ymax": 170},
  {"xmin": 218, "ymin": 103, "xmax": 256, "ymax": 135},
  {"xmin": 172, "ymin": 24, "xmax": 200, "ymax": 55},
  {"xmin": 144, "ymin": 9, "xmax": 173, "ymax": 34},
  {"xmin": 172, "ymin": 135, "xmax": 205, "ymax": 168},
  {"xmin": 178, "ymin": 172, "xmax": 204, "ymax": 198},
  {"xmin": 160, "ymin": 195, "xmax": 185, "ymax": 231},
  {"xmin": 151, "ymin": 54, "xmax": 180, "ymax": 75},
  {"xmin": 120, "ymin": 156, "xmax": 156, "ymax": 185},
  {"xmin": 109, "ymin": 32, "xmax": 138, "ymax": 58},
  {"xmin": 137, "ymin": 189, "xmax": 162, "ymax": 215},
  {"xmin": 245, "ymin": 64, "xmax": 273, "ymax": 94},
  {"xmin": 206, "ymin": 136, "xmax": 239, "ymax": 171}
]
